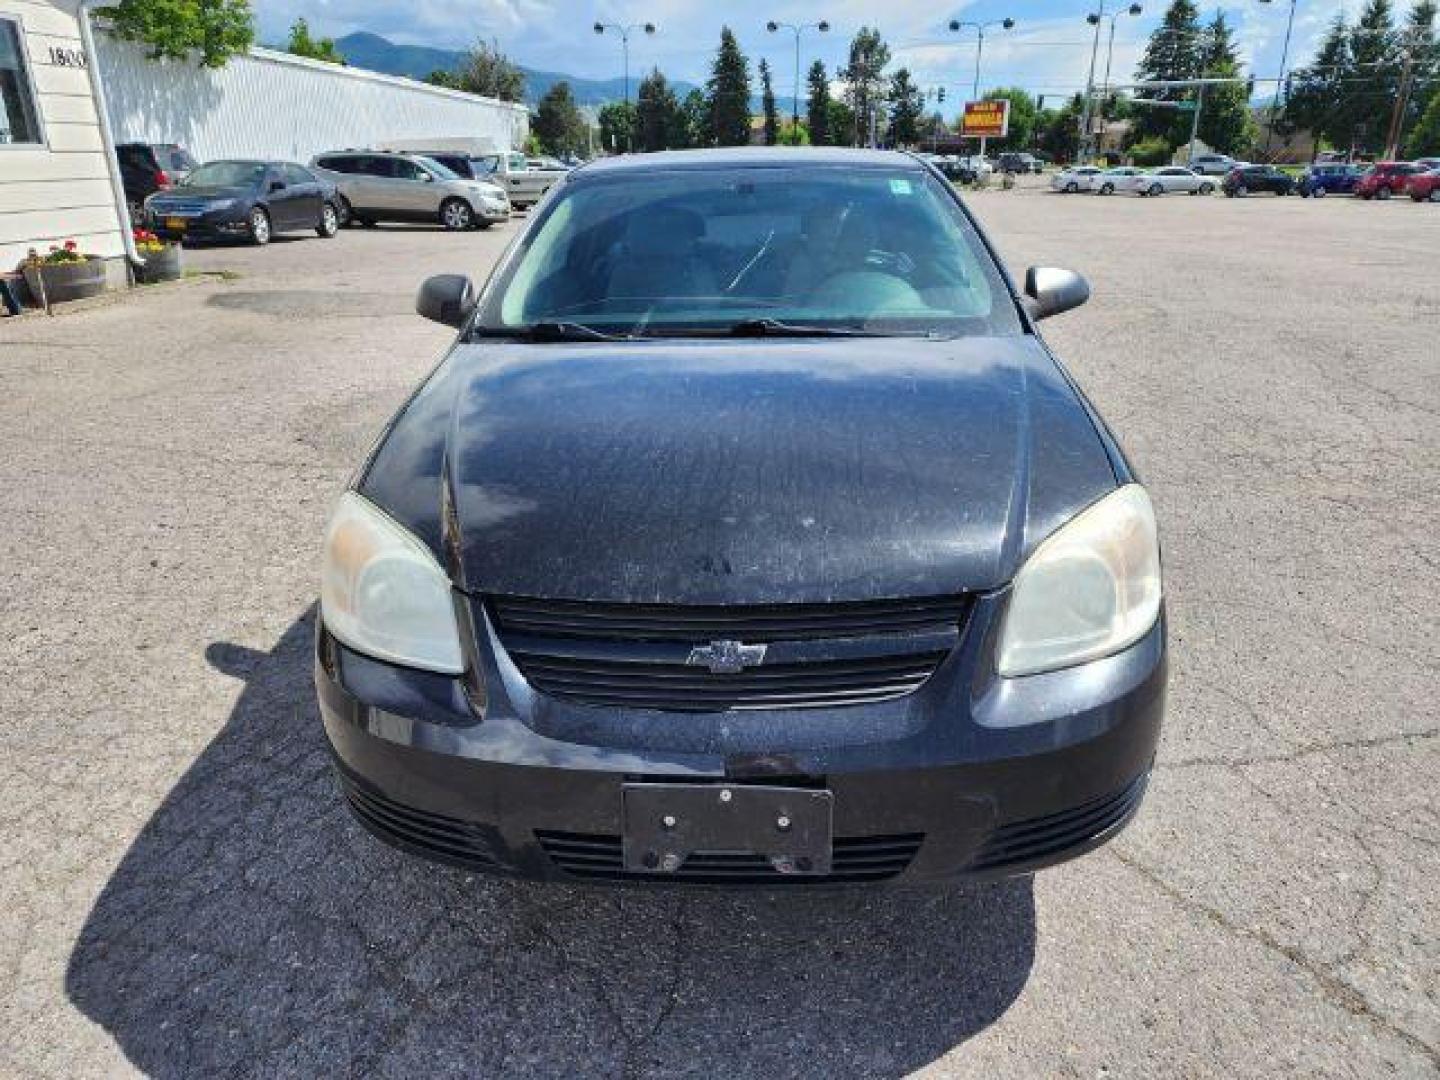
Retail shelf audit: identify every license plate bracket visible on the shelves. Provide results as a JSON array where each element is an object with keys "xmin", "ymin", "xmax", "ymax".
[{"xmin": 622, "ymin": 784, "xmax": 833, "ymax": 875}]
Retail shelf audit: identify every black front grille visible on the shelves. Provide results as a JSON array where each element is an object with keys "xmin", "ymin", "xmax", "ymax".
[
  {"xmin": 967, "ymin": 773, "xmax": 1149, "ymax": 872},
  {"xmin": 537, "ymin": 830, "xmax": 923, "ymax": 884},
  {"xmin": 335, "ymin": 767, "xmax": 506, "ymax": 872},
  {"xmin": 489, "ymin": 595, "xmax": 967, "ymax": 712},
  {"xmin": 490, "ymin": 595, "xmax": 968, "ymax": 642}
]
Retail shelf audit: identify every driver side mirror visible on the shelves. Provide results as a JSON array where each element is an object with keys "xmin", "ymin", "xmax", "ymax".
[
  {"xmin": 1023, "ymin": 267, "xmax": 1090, "ymax": 321},
  {"xmin": 416, "ymin": 274, "xmax": 475, "ymax": 328}
]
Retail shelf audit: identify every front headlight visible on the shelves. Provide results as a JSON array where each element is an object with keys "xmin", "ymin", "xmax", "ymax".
[
  {"xmin": 997, "ymin": 484, "xmax": 1162, "ymax": 678},
  {"xmin": 320, "ymin": 491, "xmax": 464, "ymax": 674}
]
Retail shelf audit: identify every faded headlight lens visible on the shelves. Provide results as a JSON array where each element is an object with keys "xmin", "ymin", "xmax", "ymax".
[
  {"xmin": 320, "ymin": 491, "xmax": 464, "ymax": 674},
  {"xmin": 997, "ymin": 484, "xmax": 1162, "ymax": 677}
]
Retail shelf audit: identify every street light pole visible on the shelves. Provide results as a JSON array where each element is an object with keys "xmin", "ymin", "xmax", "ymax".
[
  {"xmin": 947, "ymin": 16, "xmax": 1015, "ymax": 159},
  {"xmin": 766, "ymin": 20, "xmax": 831, "ymax": 131},
  {"xmin": 593, "ymin": 21, "xmax": 657, "ymax": 107},
  {"xmin": 1087, "ymin": 4, "xmax": 1143, "ymax": 157}
]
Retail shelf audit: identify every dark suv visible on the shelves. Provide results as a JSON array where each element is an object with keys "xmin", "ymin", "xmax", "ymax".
[
  {"xmin": 1222, "ymin": 164, "xmax": 1294, "ymax": 197},
  {"xmin": 117, "ymin": 142, "xmax": 198, "ymax": 223}
]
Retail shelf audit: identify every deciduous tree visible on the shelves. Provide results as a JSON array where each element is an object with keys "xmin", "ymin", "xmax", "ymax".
[
  {"xmin": 100, "ymin": 0, "xmax": 254, "ymax": 68},
  {"xmin": 841, "ymin": 27, "xmax": 890, "ymax": 146},
  {"xmin": 534, "ymin": 81, "xmax": 587, "ymax": 156},
  {"xmin": 285, "ymin": 17, "xmax": 342, "ymax": 64},
  {"xmin": 451, "ymin": 39, "xmax": 526, "ymax": 103},
  {"xmin": 887, "ymin": 68, "xmax": 923, "ymax": 146}
]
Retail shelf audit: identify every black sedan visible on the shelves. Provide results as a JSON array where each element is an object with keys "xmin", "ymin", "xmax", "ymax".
[
  {"xmin": 145, "ymin": 160, "xmax": 340, "ymax": 245},
  {"xmin": 316, "ymin": 148, "xmax": 1166, "ymax": 886},
  {"xmin": 1222, "ymin": 163, "xmax": 1295, "ymax": 197}
]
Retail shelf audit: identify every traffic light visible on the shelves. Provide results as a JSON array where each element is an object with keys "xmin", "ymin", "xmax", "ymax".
[{"xmin": 938, "ymin": 87, "xmax": 946, "ymax": 103}]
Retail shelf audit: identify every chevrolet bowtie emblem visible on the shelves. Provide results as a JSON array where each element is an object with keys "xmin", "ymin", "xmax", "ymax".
[{"xmin": 686, "ymin": 640, "xmax": 768, "ymax": 674}]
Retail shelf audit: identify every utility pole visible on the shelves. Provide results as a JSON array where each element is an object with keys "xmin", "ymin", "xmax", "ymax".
[
  {"xmin": 1385, "ymin": 49, "xmax": 1416, "ymax": 160},
  {"xmin": 765, "ymin": 20, "xmax": 831, "ymax": 132},
  {"xmin": 1186, "ymin": 82, "xmax": 1206, "ymax": 164},
  {"xmin": 947, "ymin": 17, "xmax": 1014, "ymax": 160}
]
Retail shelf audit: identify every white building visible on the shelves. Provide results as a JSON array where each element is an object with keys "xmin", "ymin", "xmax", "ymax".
[
  {"xmin": 96, "ymin": 39, "xmax": 529, "ymax": 167},
  {"xmin": 0, "ymin": 0, "xmax": 128, "ymax": 282}
]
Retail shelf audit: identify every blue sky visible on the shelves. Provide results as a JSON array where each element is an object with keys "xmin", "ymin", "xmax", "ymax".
[{"xmin": 253, "ymin": 0, "xmax": 1391, "ymax": 106}]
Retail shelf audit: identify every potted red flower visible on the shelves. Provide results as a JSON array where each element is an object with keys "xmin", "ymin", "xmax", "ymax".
[
  {"xmin": 19, "ymin": 240, "xmax": 107, "ymax": 305},
  {"xmin": 133, "ymin": 228, "xmax": 183, "ymax": 283}
]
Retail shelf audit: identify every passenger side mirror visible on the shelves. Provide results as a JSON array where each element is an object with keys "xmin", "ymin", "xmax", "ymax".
[
  {"xmin": 1023, "ymin": 267, "xmax": 1090, "ymax": 322},
  {"xmin": 416, "ymin": 274, "xmax": 475, "ymax": 328}
]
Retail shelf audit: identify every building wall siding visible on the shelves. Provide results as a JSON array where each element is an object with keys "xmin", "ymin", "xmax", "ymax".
[
  {"xmin": 0, "ymin": 0, "xmax": 126, "ymax": 271},
  {"xmin": 96, "ymin": 38, "xmax": 530, "ymax": 167}
]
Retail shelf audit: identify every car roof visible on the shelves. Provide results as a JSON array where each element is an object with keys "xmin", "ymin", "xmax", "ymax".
[{"xmin": 575, "ymin": 147, "xmax": 923, "ymax": 177}]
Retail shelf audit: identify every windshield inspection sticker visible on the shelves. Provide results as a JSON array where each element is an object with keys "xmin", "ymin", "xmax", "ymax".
[{"xmin": 890, "ymin": 177, "xmax": 913, "ymax": 196}]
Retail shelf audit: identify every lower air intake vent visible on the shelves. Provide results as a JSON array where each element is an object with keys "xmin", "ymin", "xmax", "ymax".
[
  {"xmin": 536, "ymin": 830, "xmax": 923, "ymax": 884},
  {"xmin": 967, "ymin": 773, "xmax": 1148, "ymax": 872},
  {"xmin": 336, "ymin": 767, "xmax": 506, "ymax": 871}
]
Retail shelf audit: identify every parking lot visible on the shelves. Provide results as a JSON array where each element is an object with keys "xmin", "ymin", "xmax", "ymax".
[{"xmin": 2, "ymin": 186, "xmax": 1436, "ymax": 1077}]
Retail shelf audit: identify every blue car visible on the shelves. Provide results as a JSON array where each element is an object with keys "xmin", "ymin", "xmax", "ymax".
[{"xmin": 1299, "ymin": 162, "xmax": 1363, "ymax": 197}]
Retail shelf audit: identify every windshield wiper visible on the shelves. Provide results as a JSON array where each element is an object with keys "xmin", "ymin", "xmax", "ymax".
[
  {"xmin": 727, "ymin": 318, "xmax": 932, "ymax": 338},
  {"xmin": 471, "ymin": 322, "xmax": 628, "ymax": 342}
]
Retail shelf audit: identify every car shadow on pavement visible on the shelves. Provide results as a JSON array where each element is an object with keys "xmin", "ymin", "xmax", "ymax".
[{"xmin": 65, "ymin": 610, "xmax": 1035, "ymax": 1077}]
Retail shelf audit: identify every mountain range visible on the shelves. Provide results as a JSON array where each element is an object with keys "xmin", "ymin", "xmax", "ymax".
[{"xmin": 331, "ymin": 32, "xmax": 701, "ymax": 109}]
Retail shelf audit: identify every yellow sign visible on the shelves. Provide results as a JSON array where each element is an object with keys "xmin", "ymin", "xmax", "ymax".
[{"xmin": 961, "ymin": 100, "xmax": 1011, "ymax": 139}]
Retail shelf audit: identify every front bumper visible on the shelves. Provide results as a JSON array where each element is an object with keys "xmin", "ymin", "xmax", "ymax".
[
  {"xmin": 147, "ymin": 207, "xmax": 250, "ymax": 241},
  {"xmin": 316, "ymin": 593, "xmax": 1166, "ymax": 886}
]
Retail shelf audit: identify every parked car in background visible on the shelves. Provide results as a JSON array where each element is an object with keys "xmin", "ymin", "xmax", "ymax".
[
  {"xmin": 1355, "ymin": 162, "xmax": 1424, "ymax": 200},
  {"xmin": 997, "ymin": 152, "xmax": 1041, "ymax": 175},
  {"xmin": 319, "ymin": 148, "xmax": 1166, "ymax": 886},
  {"xmin": 1298, "ymin": 162, "xmax": 1363, "ymax": 197},
  {"xmin": 312, "ymin": 151, "xmax": 510, "ymax": 229},
  {"xmin": 1125, "ymin": 166, "xmax": 1213, "ymax": 196},
  {"xmin": 1222, "ymin": 164, "xmax": 1294, "ymax": 197},
  {"xmin": 117, "ymin": 142, "xmax": 199, "ymax": 223},
  {"xmin": 526, "ymin": 156, "xmax": 570, "ymax": 172},
  {"xmin": 1189, "ymin": 153, "xmax": 1239, "ymax": 176},
  {"xmin": 1411, "ymin": 157, "xmax": 1440, "ymax": 172},
  {"xmin": 1051, "ymin": 165, "xmax": 1103, "ymax": 193},
  {"xmin": 1092, "ymin": 166, "xmax": 1142, "ymax": 194},
  {"xmin": 1406, "ymin": 168, "xmax": 1440, "ymax": 202},
  {"xmin": 474, "ymin": 150, "xmax": 564, "ymax": 207},
  {"xmin": 146, "ymin": 160, "xmax": 340, "ymax": 246}
]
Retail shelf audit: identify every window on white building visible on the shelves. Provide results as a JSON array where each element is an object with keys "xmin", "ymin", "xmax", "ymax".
[{"xmin": 0, "ymin": 17, "xmax": 43, "ymax": 146}]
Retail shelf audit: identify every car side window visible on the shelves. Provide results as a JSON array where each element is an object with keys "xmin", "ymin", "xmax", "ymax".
[
  {"xmin": 391, "ymin": 158, "xmax": 426, "ymax": 182},
  {"xmin": 355, "ymin": 156, "xmax": 389, "ymax": 177},
  {"xmin": 284, "ymin": 164, "xmax": 314, "ymax": 186}
]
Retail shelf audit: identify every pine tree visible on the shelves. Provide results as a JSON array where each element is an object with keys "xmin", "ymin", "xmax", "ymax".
[
  {"xmin": 1284, "ymin": 14, "xmax": 1351, "ymax": 149},
  {"xmin": 806, "ymin": 61, "xmax": 831, "ymax": 146},
  {"xmin": 635, "ymin": 69, "xmax": 680, "ymax": 152},
  {"xmin": 535, "ymin": 81, "xmax": 587, "ymax": 156},
  {"xmin": 759, "ymin": 59, "xmax": 779, "ymax": 145},
  {"xmin": 887, "ymin": 68, "xmax": 924, "ymax": 147},
  {"xmin": 841, "ymin": 27, "xmax": 891, "ymax": 146},
  {"xmin": 706, "ymin": 28, "xmax": 753, "ymax": 147},
  {"xmin": 1196, "ymin": 12, "xmax": 1256, "ymax": 154},
  {"xmin": 1403, "ymin": 0, "xmax": 1440, "ymax": 138},
  {"xmin": 1345, "ymin": 0, "xmax": 1400, "ymax": 153},
  {"xmin": 1133, "ymin": 0, "xmax": 1203, "ymax": 144},
  {"xmin": 598, "ymin": 101, "xmax": 637, "ymax": 154}
]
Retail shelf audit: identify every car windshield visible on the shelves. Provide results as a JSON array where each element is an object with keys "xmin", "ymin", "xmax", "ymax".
[
  {"xmin": 414, "ymin": 156, "xmax": 459, "ymax": 180},
  {"xmin": 475, "ymin": 165, "xmax": 1022, "ymax": 338},
  {"xmin": 182, "ymin": 161, "xmax": 266, "ymax": 188}
]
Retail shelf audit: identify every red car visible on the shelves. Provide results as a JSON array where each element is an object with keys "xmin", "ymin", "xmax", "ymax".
[
  {"xmin": 1354, "ymin": 162, "xmax": 1423, "ymax": 200},
  {"xmin": 1407, "ymin": 168, "xmax": 1440, "ymax": 202}
]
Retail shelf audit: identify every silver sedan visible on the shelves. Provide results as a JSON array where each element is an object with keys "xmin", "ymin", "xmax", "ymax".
[{"xmin": 1123, "ymin": 166, "xmax": 1215, "ymax": 196}]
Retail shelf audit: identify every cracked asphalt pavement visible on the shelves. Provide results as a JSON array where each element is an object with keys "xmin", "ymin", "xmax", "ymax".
[{"xmin": 1, "ymin": 187, "xmax": 1436, "ymax": 1077}]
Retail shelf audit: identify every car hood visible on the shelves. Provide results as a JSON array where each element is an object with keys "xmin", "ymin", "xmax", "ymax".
[{"xmin": 358, "ymin": 336, "xmax": 1119, "ymax": 605}]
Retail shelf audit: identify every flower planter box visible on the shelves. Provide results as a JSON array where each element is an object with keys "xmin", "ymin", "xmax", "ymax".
[
  {"xmin": 21, "ymin": 257, "xmax": 107, "ymax": 305},
  {"xmin": 136, "ymin": 244, "xmax": 183, "ymax": 284}
]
